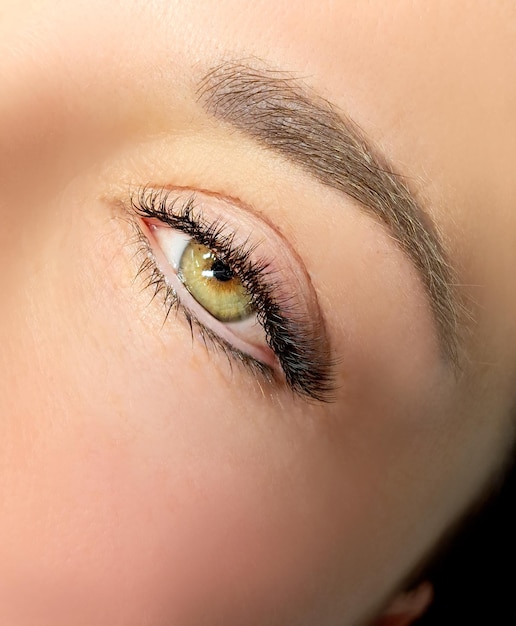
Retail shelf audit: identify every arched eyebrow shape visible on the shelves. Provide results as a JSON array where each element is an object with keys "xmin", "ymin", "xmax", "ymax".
[{"xmin": 197, "ymin": 61, "xmax": 463, "ymax": 367}]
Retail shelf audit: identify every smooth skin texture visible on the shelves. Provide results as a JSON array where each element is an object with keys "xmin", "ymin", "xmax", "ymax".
[{"xmin": 0, "ymin": 1, "xmax": 515, "ymax": 624}]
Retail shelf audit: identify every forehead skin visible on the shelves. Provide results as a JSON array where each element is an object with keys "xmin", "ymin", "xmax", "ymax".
[{"xmin": 0, "ymin": 1, "xmax": 515, "ymax": 626}]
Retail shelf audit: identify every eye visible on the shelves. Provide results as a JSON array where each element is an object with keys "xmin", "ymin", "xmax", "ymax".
[
  {"xmin": 144, "ymin": 219, "xmax": 272, "ymax": 366},
  {"xmin": 178, "ymin": 241, "xmax": 254, "ymax": 323},
  {"xmin": 129, "ymin": 186, "xmax": 336, "ymax": 403}
]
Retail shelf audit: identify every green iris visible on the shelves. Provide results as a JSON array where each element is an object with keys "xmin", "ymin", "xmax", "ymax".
[{"xmin": 178, "ymin": 242, "xmax": 254, "ymax": 322}]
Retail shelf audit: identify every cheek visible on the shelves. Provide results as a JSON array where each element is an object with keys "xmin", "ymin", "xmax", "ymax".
[
  {"xmin": 0, "ymin": 206, "xmax": 352, "ymax": 626},
  {"xmin": 1, "ymin": 357, "xmax": 347, "ymax": 625}
]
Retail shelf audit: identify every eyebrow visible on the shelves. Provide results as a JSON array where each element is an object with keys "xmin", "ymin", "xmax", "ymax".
[{"xmin": 196, "ymin": 61, "xmax": 461, "ymax": 366}]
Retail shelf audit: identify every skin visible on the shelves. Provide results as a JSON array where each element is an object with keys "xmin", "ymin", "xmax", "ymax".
[{"xmin": 0, "ymin": 1, "xmax": 515, "ymax": 624}]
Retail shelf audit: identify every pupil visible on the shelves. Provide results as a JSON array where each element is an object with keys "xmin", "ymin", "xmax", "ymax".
[{"xmin": 211, "ymin": 259, "xmax": 233, "ymax": 282}]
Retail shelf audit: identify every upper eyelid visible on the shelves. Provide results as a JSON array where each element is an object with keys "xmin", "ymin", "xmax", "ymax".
[{"xmin": 132, "ymin": 184, "xmax": 314, "ymax": 289}]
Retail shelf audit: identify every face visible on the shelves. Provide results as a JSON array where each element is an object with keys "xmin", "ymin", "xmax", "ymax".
[{"xmin": 1, "ymin": 1, "xmax": 515, "ymax": 624}]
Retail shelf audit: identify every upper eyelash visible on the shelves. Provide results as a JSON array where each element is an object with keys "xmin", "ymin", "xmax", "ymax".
[
  {"xmin": 130, "ymin": 186, "xmax": 336, "ymax": 403},
  {"xmin": 132, "ymin": 188, "xmax": 270, "ymax": 292}
]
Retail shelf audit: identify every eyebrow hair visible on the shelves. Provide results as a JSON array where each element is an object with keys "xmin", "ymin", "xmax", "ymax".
[{"xmin": 197, "ymin": 61, "xmax": 462, "ymax": 366}]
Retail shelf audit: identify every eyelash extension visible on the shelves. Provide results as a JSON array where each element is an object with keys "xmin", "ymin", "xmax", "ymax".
[{"xmin": 130, "ymin": 186, "xmax": 335, "ymax": 403}]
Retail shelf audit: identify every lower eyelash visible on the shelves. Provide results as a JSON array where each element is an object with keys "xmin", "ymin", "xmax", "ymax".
[{"xmin": 132, "ymin": 226, "xmax": 276, "ymax": 385}]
